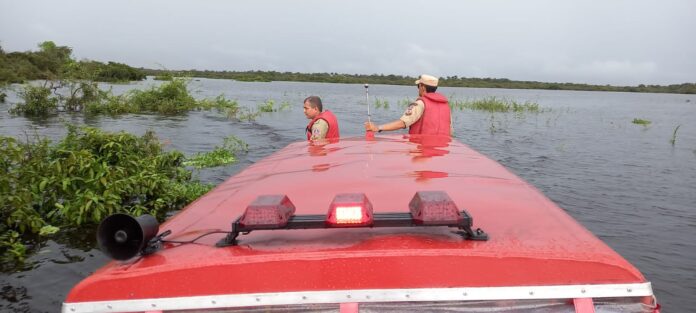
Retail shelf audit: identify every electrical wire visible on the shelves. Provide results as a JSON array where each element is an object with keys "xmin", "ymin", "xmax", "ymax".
[{"xmin": 161, "ymin": 231, "xmax": 231, "ymax": 244}]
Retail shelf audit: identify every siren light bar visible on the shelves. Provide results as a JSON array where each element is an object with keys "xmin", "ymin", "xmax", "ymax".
[{"xmin": 217, "ymin": 191, "xmax": 487, "ymax": 247}]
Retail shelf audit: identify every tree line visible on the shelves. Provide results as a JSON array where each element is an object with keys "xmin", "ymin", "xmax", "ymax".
[
  {"xmin": 1, "ymin": 41, "xmax": 693, "ymax": 94},
  {"xmin": 142, "ymin": 69, "xmax": 696, "ymax": 94},
  {"xmin": 0, "ymin": 41, "xmax": 145, "ymax": 85}
]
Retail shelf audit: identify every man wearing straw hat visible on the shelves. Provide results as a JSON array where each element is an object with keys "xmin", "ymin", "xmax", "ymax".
[{"xmin": 364, "ymin": 74, "xmax": 451, "ymax": 136}]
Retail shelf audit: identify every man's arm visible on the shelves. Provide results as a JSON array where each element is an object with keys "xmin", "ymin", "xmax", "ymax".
[
  {"xmin": 365, "ymin": 100, "xmax": 424, "ymax": 132},
  {"xmin": 310, "ymin": 119, "xmax": 329, "ymax": 140},
  {"xmin": 365, "ymin": 119, "xmax": 406, "ymax": 132}
]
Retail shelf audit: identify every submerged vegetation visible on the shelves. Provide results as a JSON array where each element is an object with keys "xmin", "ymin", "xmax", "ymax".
[
  {"xmin": 183, "ymin": 136, "xmax": 248, "ymax": 169},
  {"xmin": 10, "ymin": 79, "xmax": 241, "ymax": 117},
  {"xmin": 0, "ymin": 126, "xmax": 246, "ymax": 266},
  {"xmin": 374, "ymin": 98, "xmax": 390, "ymax": 109},
  {"xmin": 450, "ymin": 97, "xmax": 544, "ymax": 113},
  {"xmin": 632, "ymin": 118, "xmax": 652, "ymax": 126},
  {"xmin": 670, "ymin": 125, "xmax": 681, "ymax": 146}
]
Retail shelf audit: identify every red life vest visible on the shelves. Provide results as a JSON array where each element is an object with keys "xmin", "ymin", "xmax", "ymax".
[
  {"xmin": 306, "ymin": 110, "xmax": 340, "ymax": 140},
  {"xmin": 408, "ymin": 92, "xmax": 451, "ymax": 136}
]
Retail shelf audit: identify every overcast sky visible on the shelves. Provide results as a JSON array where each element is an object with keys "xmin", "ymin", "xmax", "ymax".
[{"xmin": 1, "ymin": 0, "xmax": 695, "ymax": 86}]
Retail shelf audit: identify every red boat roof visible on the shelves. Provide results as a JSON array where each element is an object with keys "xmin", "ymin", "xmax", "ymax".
[{"xmin": 65, "ymin": 135, "xmax": 651, "ymax": 309}]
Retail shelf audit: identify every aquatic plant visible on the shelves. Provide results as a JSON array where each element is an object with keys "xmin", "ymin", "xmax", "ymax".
[
  {"xmin": 398, "ymin": 98, "xmax": 413, "ymax": 107},
  {"xmin": 450, "ymin": 96, "xmax": 542, "ymax": 113},
  {"xmin": 84, "ymin": 94, "xmax": 138, "ymax": 115},
  {"xmin": 670, "ymin": 125, "xmax": 681, "ymax": 145},
  {"xmin": 258, "ymin": 99, "xmax": 276, "ymax": 113},
  {"xmin": 235, "ymin": 108, "xmax": 262, "ymax": 121},
  {"xmin": 84, "ymin": 83, "xmax": 239, "ymax": 116},
  {"xmin": 183, "ymin": 135, "xmax": 248, "ymax": 169},
  {"xmin": 0, "ymin": 91, "xmax": 6, "ymax": 103},
  {"xmin": 632, "ymin": 118, "xmax": 651, "ymax": 126},
  {"xmin": 129, "ymin": 79, "xmax": 197, "ymax": 114},
  {"xmin": 0, "ymin": 126, "xmax": 218, "ymax": 264},
  {"xmin": 232, "ymin": 99, "xmax": 290, "ymax": 120},
  {"xmin": 9, "ymin": 84, "xmax": 59, "ymax": 115},
  {"xmin": 63, "ymin": 81, "xmax": 110, "ymax": 112},
  {"xmin": 374, "ymin": 98, "xmax": 389, "ymax": 109},
  {"xmin": 154, "ymin": 72, "xmax": 174, "ymax": 81},
  {"xmin": 197, "ymin": 94, "xmax": 239, "ymax": 112},
  {"xmin": 279, "ymin": 101, "xmax": 291, "ymax": 111}
]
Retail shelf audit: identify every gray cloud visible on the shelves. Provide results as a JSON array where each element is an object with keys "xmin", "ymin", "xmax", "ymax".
[{"xmin": 1, "ymin": 0, "xmax": 694, "ymax": 85}]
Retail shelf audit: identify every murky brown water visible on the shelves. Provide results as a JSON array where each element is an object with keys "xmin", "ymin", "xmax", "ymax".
[{"xmin": 1, "ymin": 78, "xmax": 695, "ymax": 312}]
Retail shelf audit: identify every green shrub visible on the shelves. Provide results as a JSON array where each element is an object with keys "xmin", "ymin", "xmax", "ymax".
[
  {"xmin": 0, "ymin": 126, "xmax": 219, "ymax": 264},
  {"xmin": 130, "ymin": 79, "xmax": 197, "ymax": 114},
  {"xmin": 10, "ymin": 84, "xmax": 59, "ymax": 115}
]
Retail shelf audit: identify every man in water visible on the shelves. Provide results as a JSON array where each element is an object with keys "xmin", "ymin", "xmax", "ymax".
[
  {"xmin": 365, "ymin": 74, "xmax": 451, "ymax": 136},
  {"xmin": 304, "ymin": 96, "xmax": 340, "ymax": 140}
]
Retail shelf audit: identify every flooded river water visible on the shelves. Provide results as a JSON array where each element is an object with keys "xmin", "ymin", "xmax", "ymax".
[{"xmin": 1, "ymin": 78, "xmax": 694, "ymax": 312}]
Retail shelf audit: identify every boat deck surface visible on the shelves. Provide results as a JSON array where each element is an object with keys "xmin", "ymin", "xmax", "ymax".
[{"xmin": 66, "ymin": 135, "xmax": 645, "ymax": 302}]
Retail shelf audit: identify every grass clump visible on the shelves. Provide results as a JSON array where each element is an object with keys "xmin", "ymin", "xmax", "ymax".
[
  {"xmin": 398, "ymin": 98, "xmax": 413, "ymax": 107},
  {"xmin": 0, "ymin": 126, "xmax": 218, "ymax": 266},
  {"xmin": 670, "ymin": 125, "xmax": 681, "ymax": 145},
  {"xmin": 231, "ymin": 99, "xmax": 290, "ymax": 121},
  {"xmin": 257, "ymin": 99, "xmax": 289, "ymax": 113},
  {"xmin": 258, "ymin": 99, "xmax": 276, "ymax": 113},
  {"xmin": 450, "ymin": 96, "xmax": 542, "ymax": 113},
  {"xmin": 183, "ymin": 136, "xmax": 248, "ymax": 169},
  {"xmin": 632, "ymin": 118, "xmax": 651, "ymax": 126},
  {"xmin": 374, "ymin": 98, "xmax": 390, "ymax": 109}
]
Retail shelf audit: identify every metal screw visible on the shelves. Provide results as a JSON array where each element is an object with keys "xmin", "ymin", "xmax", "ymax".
[
  {"xmin": 212, "ymin": 300, "xmax": 216, "ymax": 304},
  {"xmin": 581, "ymin": 289, "xmax": 586, "ymax": 293},
  {"xmin": 529, "ymin": 291, "xmax": 534, "ymax": 296},
  {"xmin": 405, "ymin": 294, "xmax": 410, "ymax": 298},
  {"xmin": 347, "ymin": 295, "xmax": 352, "ymax": 299},
  {"xmin": 463, "ymin": 292, "xmax": 468, "ymax": 296},
  {"xmin": 627, "ymin": 288, "xmax": 632, "ymax": 293},
  {"xmin": 302, "ymin": 296, "xmax": 307, "ymax": 300},
  {"xmin": 256, "ymin": 298, "xmax": 260, "ymax": 302}
]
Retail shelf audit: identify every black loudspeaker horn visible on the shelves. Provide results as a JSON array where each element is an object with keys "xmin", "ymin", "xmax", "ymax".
[{"xmin": 97, "ymin": 213, "xmax": 159, "ymax": 261}]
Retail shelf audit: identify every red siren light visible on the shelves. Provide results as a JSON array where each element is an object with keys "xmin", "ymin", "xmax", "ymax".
[
  {"xmin": 409, "ymin": 191, "xmax": 461, "ymax": 225},
  {"xmin": 326, "ymin": 193, "xmax": 374, "ymax": 226},
  {"xmin": 218, "ymin": 191, "xmax": 487, "ymax": 247},
  {"xmin": 239, "ymin": 195, "xmax": 296, "ymax": 229}
]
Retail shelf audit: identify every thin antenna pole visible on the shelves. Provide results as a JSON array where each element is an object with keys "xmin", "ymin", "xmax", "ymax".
[{"xmin": 365, "ymin": 84, "xmax": 370, "ymax": 123}]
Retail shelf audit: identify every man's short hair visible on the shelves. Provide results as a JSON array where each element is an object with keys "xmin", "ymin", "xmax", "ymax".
[
  {"xmin": 304, "ymin": 96, "xmax": 323, "ymax": 112},
  {"xmin": 423, "ymin": 84, "xmax": 438, "ymax": 93}
]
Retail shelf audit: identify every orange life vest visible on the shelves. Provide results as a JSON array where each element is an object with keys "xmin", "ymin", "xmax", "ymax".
[
  {"xmin": 306, "ymin": 110, "xmax": 340, "ymax": 140},
  {"xmin": 408, "ymin": 92, "xmax": 451, "ymax": 136}
]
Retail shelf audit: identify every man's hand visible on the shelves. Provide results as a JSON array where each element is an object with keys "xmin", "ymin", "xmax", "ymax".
[{"xmin": 364, "ymin": 121, "xmax": 379, "ymax": 132}]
